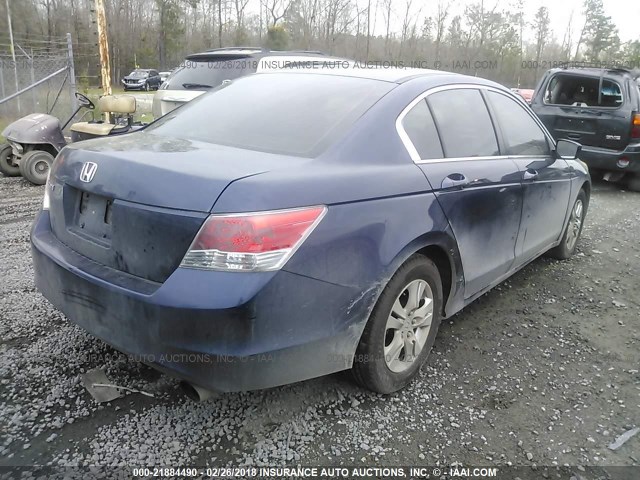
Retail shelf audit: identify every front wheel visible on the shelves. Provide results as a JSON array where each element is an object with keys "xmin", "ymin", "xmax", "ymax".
[
  {"xmin": 352, "ymin": 254, "xmax": 443, "ymax": 394},
  {"xmin": 144, "ymin": 82, "xmax": 150, "ymax": 92},
  {"xmin": 547, "ymin": 190, "xmax": 588, "ymax": 259},
  {"xmin": 19, "ymin": 150, "xmax": 54, "ymax": 185},
  {"xmin": 0, "ymin": 143, "xmax": 20, "ymax": 177}
]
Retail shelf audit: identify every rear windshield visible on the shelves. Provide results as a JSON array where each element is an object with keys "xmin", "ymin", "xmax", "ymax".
[
  {"xmin": 544, "ymin": 73, "xmax": 623, "ymax": 107},
  {"xmin": 165, "ymin": 56, "xmax": 257, "ymax": 91},
  {"xmin": 148, "ymin": 73, "xmax": 393, "ymax": 157}
]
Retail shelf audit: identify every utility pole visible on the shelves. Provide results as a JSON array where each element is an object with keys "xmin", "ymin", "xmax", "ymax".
[
  {"xmin": 94, "ymin": 0, "xmax": 111, "ymax": 96},
  {"xmin": 94, "ymin": 0, "xmax": 111, "ymax": 122},
  {"xmin": 67, "ymin": 33, "xmax": 77, "ymax": 113},
  {"xmin": 5, "ymin": 0, "xmax": 21, "ymax": 113}
]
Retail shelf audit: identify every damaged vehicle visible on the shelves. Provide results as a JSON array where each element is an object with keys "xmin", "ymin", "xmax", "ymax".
[
  {"xmin": 531, "ymin": 67, "xmax": 640, "ymax": 190},
  {"xmin": 31, "ymin": 69, "xmax": 590, "ymax": 397}
]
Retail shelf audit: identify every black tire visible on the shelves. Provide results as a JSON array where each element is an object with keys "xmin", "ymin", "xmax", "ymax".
[
  {"xmin": 0, "ymin": 143, "xmax": 20, "ymax": 177},
  {"xmin": 627, "ymin": 174, "xmax": 640, "ymax": 192},
  {"xmin": 547, "ymin": 189, "xmax": 588, "ymax": 259},
  {"xmin": 144, "ymin": 82, "xmax": 150, "ymax": 92},
  {"xmin": 19, "ymin": 150, "xmax": 54, "ymax": 185},
  {"xmin": 352, "ymin": 254, "xmax": 443, "ymax": 394}
]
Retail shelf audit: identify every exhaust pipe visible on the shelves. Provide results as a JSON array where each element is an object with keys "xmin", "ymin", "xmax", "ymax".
[{"xmin": 180, "ymin": 381, "xmax": 218, "ymax": 402}]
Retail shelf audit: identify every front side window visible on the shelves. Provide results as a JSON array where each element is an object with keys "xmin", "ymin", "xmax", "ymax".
[
  {"xmin": 401, "ymin": 99, "xmax": 444, "ymax": 160},
  {"xmin": 487, "ymin": 91, "xmax": 550, "ymax": 156},
  {"xmin": 427, "ymin": 89, "xmax": 499, "ymax": 158}
]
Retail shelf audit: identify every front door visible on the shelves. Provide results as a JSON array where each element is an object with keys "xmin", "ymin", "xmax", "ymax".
[{"xmin": 486, "ymin": 90, "xmax": 573, "ymax": 262}]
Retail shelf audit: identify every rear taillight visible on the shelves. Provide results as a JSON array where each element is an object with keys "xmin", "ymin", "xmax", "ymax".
[
  {"xmin": 632, "ymin": 113, "xmax": 640, "ymax": 139},
  {"xmin": 180, "ymin": 206, "xmax": 327, "ymax": 272}
]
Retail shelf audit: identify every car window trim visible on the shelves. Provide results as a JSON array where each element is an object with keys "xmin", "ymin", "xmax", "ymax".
[
  {"xmin": 396, "ymin": 84, "xmax": 556, "ymax": 164},
  {"xmin": 542, "ymin": 72, "xmax": 625, "ymax": 110}
]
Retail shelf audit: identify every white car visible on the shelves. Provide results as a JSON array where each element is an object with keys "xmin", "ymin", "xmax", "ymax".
[
  {"xmin": 159, "ymin": 71, "xmax": 172, "ymax": 83},
  {"xmin": 152, "ymin": 48, "xmax": 350, "ymax": 118}
]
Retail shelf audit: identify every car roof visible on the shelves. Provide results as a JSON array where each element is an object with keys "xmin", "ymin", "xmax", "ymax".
[
  {"xmin": 258, "ymin": 66, "xmax": 466, "ymax": 84},
  {"xmin": 548, "ymin": 66, "xmax": 635, "ymax": 80},
  {"xmin": 186, "ymin": 48, "xmax": 327, "ymax": 61}
]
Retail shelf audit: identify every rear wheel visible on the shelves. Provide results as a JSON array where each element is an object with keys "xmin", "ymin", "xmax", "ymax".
[
  {"xmin": 547, "ymin": 190, "xmax": 588, "ymax": 259},
  {"xmin": 19, "ymin": 150, "xmax": 54, "ymax": 185},
  {"xmin": 0, "ymin": 143, "xmax": 20, "ymax": 177},
  {"xmin": 352, "ymin": 254, "xmax": 443, "ymax": 394}
]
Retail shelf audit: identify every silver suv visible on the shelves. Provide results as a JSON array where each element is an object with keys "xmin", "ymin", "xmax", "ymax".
[{"xmin": 152, "ymin": 48, "xmax": 343, "ymax": 118}]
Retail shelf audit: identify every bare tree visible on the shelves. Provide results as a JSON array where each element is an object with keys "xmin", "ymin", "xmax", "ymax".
[
  {"xmin": 532, "ymin": 6, "xmax": 550, "ymax": 77},
  {"xmin": 262, "ymin": 0, "xmax": 293, "ymax": 27},
  {"xmin": 399, "ymin": 0, "xmax": 422, "ymax": 58},
  {"xmin": 434, "ymin": 0, "xmax": 450, "ymax": 62},
  {"xmin": 233, "ymin": 0, "xmax": 250, "ymax": 43},
  {"xmin": 382, "ymin": 0, "xmax": 393, "ymax": 56}
]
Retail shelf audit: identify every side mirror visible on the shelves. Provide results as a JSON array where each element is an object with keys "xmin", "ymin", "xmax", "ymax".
[{"xmin": 555, "ymin": 139, "xmax": 581, "ymax": 160}]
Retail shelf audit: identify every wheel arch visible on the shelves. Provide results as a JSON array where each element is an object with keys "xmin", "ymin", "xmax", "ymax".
[
  {"xmin": 385, "ymin": 230, "xmax": 464, "ymax": 319},
  {"xmin": 580, "ymin": 179, "xmax": 591, "ymax": 202},
  {"xmin": 25, "ymin": 143, "xmax": 58, "ymax": 158}
]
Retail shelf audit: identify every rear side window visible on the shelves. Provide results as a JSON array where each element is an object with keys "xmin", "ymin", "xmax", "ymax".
[
  {"xmin": 544, "ymin": 73, "xmax": 623, "ymax": 107},
  {"xmin": 428, "ymin": 89, "xmax": 499, "ymax": 158},
  {"xmin": 401, "ymin": 99, "xmax": 443, "ymax": 159},
  {"xmin": 149, "ymin": 74, "xmax": 392, "ymax": 157},
  {"xmin": 487, "ymin": 91, "xmax": 550, "ymax": 156},
  {"xmin": 165, "ymin": 57, "xmax": 256, "ymax": 91}
]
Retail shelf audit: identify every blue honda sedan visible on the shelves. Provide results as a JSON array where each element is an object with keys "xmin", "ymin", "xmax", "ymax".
[{"xmin": 31, "ymin": 69, "xmax": 590, "ymax": 396}]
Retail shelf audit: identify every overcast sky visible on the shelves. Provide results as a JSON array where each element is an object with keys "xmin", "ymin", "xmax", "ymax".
[{"xmin": 415, "ymin": 0, "xmax": 640, "ymax": 44}]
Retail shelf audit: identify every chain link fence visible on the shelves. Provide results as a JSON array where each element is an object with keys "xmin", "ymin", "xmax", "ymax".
[{"xmin": 0, "ymin": 33, "xmax": 76, "ymax": 133}]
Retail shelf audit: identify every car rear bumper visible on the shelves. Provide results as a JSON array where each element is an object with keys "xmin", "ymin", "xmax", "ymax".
[
  {"xmin": 31, "ymin": 211, "xmax": 368, "ymax": 392},
  {"xmin": 579, "ymin": 144, "xmax": 640, "ymax": 174}
]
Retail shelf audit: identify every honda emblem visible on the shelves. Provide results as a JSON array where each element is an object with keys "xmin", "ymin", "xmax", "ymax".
[{"xmin": 79, "ymin": 162, "xmax": 98, "ymax": 183}]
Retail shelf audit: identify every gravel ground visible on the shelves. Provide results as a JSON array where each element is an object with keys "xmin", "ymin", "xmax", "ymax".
[{"xmin": 0, "ymin": 175, "xmax": 638, "ymax": 473}]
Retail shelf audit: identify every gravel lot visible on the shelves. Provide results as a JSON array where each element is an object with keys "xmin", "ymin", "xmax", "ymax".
[{"xmin": 0, "ymin": 175, "xmax": 638, "ymax": 472}]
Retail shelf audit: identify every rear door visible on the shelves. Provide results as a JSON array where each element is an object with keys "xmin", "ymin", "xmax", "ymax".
[
  {"xmin": 531, "ymin": 72, "xmax": 631, "ymax": 151},
  {"xmin": 399, "ymin": 86, "xmax": 523, "ymax": 298},
  {"xmin": 486, "ymin": 90, "xmax": 572, "ymax": 261}
]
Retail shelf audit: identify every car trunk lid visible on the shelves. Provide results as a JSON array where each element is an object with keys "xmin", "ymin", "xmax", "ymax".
[{"xmin": 48, "ymin": 132, "xmax": 304, "ymax": 283}]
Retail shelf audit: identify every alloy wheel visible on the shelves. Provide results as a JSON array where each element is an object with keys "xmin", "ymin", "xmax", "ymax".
[
  {"xmin": 384, "ymin": 279, "xmax": 434, "ymax": 373},
  {"xmin": 565, "ymin": 199, "xmax": 583, "ymax": 251}
]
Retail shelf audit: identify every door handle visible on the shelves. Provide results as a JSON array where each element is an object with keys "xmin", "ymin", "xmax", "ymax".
[
  {"xmin": 441, "ymin": 174, "xmax": 469, "ymax": 189},
  {"xmin": 523, "ymin": 169, "xmax": 538, "ymax": 180}
]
